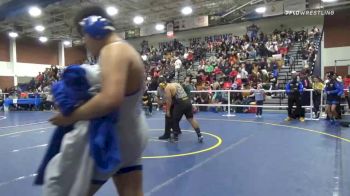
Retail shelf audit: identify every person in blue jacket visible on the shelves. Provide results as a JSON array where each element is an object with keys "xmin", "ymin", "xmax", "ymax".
[
  {"xmin": 285, "ymin": 71, "xmax": 304, "ymax": 121},
  {"xmin": 325, "ymin": 72, "xmax": 343, "ymax": 124}
]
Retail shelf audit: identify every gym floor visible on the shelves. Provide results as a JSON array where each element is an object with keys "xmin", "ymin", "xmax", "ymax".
[{"xmin": 0, "ymin": 111, "xmax": 349, "ymax": 196}]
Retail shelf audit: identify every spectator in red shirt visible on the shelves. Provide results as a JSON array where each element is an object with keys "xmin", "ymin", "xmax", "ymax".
[
  {"xmin": 235, "ymin": 75, "xmax": 243, "ymax": 87},
  {"xmin": 214, "ymin": 66, "xmax": 222, "ymax": 75},
  {"xmin": 345, "ymin": 75, "xmax": 350, "ymax": 109},
  {"xmin": 344, "ymin": 75, "xmax": 350, "ymax": 89},
  {"xmin": 229, "ymin": 69, "xmax": 238, "ymax": 78},
  {"xmin": 278, "ymin": 45, "xmax": 288, "ymax": 56},
  {"xmin": 153, "ymin": 68, "xmax": 161, "ymax": 78},
  {"xmin": 187, "ymin": 50, "xmax": 194, "ymax": 61}
]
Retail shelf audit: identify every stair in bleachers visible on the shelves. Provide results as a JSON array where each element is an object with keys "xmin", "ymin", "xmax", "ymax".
[{"xmin": 277, "ymin": 41, "xmax": 305, "ymax": 87}]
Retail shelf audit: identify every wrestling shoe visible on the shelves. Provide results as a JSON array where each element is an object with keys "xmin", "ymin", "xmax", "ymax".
[
  {"xmin": 198, "ymin": 136, "xmax": 204, "ymax": 143},
  {"xmin": 315, "ymin": 112, "xmax": 320, "ymax": 119},
  {"xmin": 284, "ymin": 117, "xmax": 292, "ymax": 121},
  {"xmin": 158, "ymin": 135, "xmax": 171, "ymax": 140}
]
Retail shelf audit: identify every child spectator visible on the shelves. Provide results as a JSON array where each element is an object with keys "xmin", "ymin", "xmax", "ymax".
[{"xmin": 251, "ymin": 83, "xmax": 265, "ymax": 118}]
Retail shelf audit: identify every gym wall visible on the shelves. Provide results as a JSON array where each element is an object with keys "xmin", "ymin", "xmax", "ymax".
[
  {"xmin": 0, "ymin": 36, "xmax": 9, "ymax": 62},
  {"xmin": 322, "ymin": 8, "xmax": 350, "ymax": 77},
  {"xmin": 0, "ymin": 36, "xmax": 12, "ymax": 89},
  {"xmin": 324, "ymin": 8, "xmax": 350, "ymax": 48},
  {"xmin": 0, "ymin": 37, "xmax": 87, "ymax": 89},
  {"xmin": 65, "ymin": 46, "xmax": 87, "ymax": 66},
  {"xmin": 16, "ymin": 38, "xmax": 59, "ymax": 65},
  {"xmin": 0, "ymin": 76, "xmax": 13, "ymax": 90}
]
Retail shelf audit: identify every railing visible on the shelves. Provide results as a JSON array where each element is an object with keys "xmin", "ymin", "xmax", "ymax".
[
  {"xmin": 0, "ymin": 93, "xmax": 9, "ymax": 100},
  {"xmin": 147, "ymin": 88, "xmax": 349, "ymax": 120},
  {"xmin": 148, "ymin": 89, "xmax": 324, "ymax": 120}
]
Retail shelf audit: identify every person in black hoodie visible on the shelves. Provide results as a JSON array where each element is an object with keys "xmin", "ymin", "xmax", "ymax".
[{"xmin": 285, "ymin": 71, "xmax": 304, "ymax": 121}]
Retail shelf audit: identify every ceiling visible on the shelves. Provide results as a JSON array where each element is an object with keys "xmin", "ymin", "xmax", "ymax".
[
  {"xmin": 0, "ymin": 0, "xmax": 276, "ymax": 41},
  {"xmin": 0, "ymin": 0, "xmax": 348, "ymax": 42}
]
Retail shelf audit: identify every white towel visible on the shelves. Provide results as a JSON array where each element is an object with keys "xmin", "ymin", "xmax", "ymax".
[{"xmin": 43, "ymin": 121, "xmax": 94, "ymax": 196}]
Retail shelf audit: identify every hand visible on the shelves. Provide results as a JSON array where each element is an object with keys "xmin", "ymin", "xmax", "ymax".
[
  {"xmin": 49, "ymin": 113, "xmax": 76, "ymax": 127},
  {"xmin": 166, "ymin": 111, "xmax": 171, "ymax": 118}
]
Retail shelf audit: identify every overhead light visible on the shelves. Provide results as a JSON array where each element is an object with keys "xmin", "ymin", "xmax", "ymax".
[
  {"xmin": 28, "ymin": 6, "xmax": 42, "ymax": 17},
  {"xmin": 35, "ymin": 25, "xmax": 45, "ymax": 32},
  {"xmin": 63, "ymin": 40, "xmax": 71, "ymax": 46},
  {"xmin": 181, "ymin": 6, "xmax": 193, "ymax": 15},
  {"xmin": 255, "ymin": 6, "xmax": 266, "ymax": 13},
  {"xmin": 106, "ymin": 6, "xmax": 118, "ymax": 16},
  {"xmin": 8, "ymin": 32, "xmax": 18, "ymax": 38},
  {"xmin": 39, "ymin": 36, "xmax": 48, "ymax": 43},
  {"xmin": 133, "ymin": 16, "xmax": 144, "ymax": 25},
  {"xmin": 321, "ymin": 0, "xmax": 337, "ymax": 2},
  {"xmin": 155, "ymin": 24, "xmax": 165, "ymax": 31}
]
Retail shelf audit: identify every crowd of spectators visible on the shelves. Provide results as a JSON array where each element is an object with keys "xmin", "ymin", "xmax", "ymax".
[
  {"xmin": 0, "ymin": 65, "xmax": 61, "ymax": 111},
  {"xmin": 142, "ymin": 27, "xmax": 320, "ymax": 113},
  {"xmin": 300, "ymin": 26, "xmax": 321, "ymax": 71},
  {"xmin": 1, "ymin": 26, "xmax": 334, "ymax": 115}
]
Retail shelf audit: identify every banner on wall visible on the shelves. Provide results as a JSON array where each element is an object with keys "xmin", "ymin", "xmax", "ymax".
[
  {"xmin": 246, "ymin": 24, "xmax": 259, "ymax": 33},
  {"xmin": 125, "ymin": 28, "xmax": 140, "ymax": 39},
  {"xmin": 284, "ymin": 0, "xmax": 306, "ymax": 12},
  {"xmin": 246, "ymin": 24, "xmax": 259, "ymax": 41},
  {"xmin": 174, "ymin": 16, "xmax": 209, "ymax": 31},
  {"xmin": 166, "ymin": 22, "xmax": 174, "ymax": 38},
  {"xmin": 204, "ymin": 33, "xmax": 233, "ymax": 42},
  {"xmin": 263, "ymin": 1, "xmax": 284, "ymax": 17}
]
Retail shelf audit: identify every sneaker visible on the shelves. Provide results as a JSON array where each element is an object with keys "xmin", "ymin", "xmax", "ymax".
[
  {"xmin": 198, "ymin": 136, "xmax": 204, "ymax": 143},
  {"xmin": 158, "ymin": 135, "xmax": 171, "ymax": 140},
  {"xmin": 316, "ymin": 112, "xmax": 320, "ymax": 119},
  {"xmin": 299, "ymin": 117, "xmax": 305, "ymax": 122},
  {"xmin": 258, "ymin": 115, "xmax": 262, "ymax": 118},
  {"xmin": 285, "ymin": 117, "xmax": 292, "ymax": 121},
  {"xmin": 256, "ymin": 115, "xmax": 259, "ymax": 118}
]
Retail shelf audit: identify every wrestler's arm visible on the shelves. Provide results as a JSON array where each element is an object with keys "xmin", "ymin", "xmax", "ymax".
[
  {"xmin": 69, "ymin": 44, "xmax": 129, "ymax": 121},
  {"xmin": 164, "ymin": 86, "xmax": 173, "ymax": 115}
]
